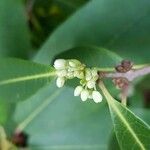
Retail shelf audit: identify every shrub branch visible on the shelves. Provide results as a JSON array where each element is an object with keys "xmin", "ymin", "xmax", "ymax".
[{"xmin": 100, "ymin": 66, "xmax": 150, "ymax": 82}]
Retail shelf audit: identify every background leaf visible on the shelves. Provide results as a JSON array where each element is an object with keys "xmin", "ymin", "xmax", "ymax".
[
  {"xmin": 14, "ymin": 82, "xmax": 112, "ymax": 150},
  {"xmin": 0, "ymin": 101, "xmax": 10, "ymax": 125},
  {"xmin": 14, "ymin": 81, "xmax": 150, "ymax": 150},
  {"xmin": 55, "ymin": 46, "xmax": 122, "ymax": 68},
  {"xmin": 0, "ymin": 0, "xmax": 31, "ymax": 58},
  {"xmin": 28, "ymin": 0, "xmax": 88, "ymax": 48},
  {"xmin": 34, "ymin": 0, "xmax": 150, "ymax": 64},
  {"xmin": 0, "ymin": 58, "xmax": 54, "ymax": 102}
]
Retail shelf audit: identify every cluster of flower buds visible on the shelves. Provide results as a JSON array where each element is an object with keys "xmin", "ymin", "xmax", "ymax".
[
  {"xmin": 74, "ymin": 68, "xmax": 102, "ymax": 103},
  {"xmin": 54, "ymin": 59, "xmax": 85, "ymax": 87},
  {"xmin": 54, "ymin": 59, "xmax": 103, "ymax": 103}
]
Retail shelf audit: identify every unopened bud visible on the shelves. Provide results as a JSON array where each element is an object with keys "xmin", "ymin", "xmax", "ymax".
[
  {"xmin": 67, "ymin": 72, "xmax": 74, "ymax": 79},
  {"xmin": 85, "ymin": 69, "xmax": 92, "ymax": 81},
  {"xmin": 69, "ymin": 59, "xmax": 81, "ymax": 67},
  {"xmin": 69, "ymin": 62, "xmax": 76, "ymax": 67},
  {"xmin": 56, "ymin": 77, "xmax": 65, "ymax": 88},
  {"xmin": 91, "ymin": 69, "xmax": 98, "ymax": 77},
  {"xmin": 87, "ymin": 80, "xmax": 95, "ymax": 89},
  {"xmin": 74, "ymin": 86, "xmax": 83, "ymax": 96},
  {"xmin": 92, "ymin": 91, "xmax": 102, "ymax": 103},
  {"xmin": 54, "ymin": 59, "xmax": 66, "ymax": 70},
  {"xmin": 81, "ymin": 90, "xmax": 89, "ymax": 101}
]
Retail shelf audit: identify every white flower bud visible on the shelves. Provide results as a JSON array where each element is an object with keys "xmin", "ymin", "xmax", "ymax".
[
  {"xmin": 67, "ymin": 72, "xmax": 74, "ymax": 79},
  {"xmin": 69, "ymin": 61, "xmax": 76, "ymax": 67},
  {"xmin": 56, "ymin": 77, "xmax": 65, "ymax": 88},
  {"xmin": 68, "ymin": 68, "xmax": 74, "ymax": 72},
  {"xmin": 81, "ymin": 89, "xmax": 89, "ymax": 101},
  {"xmin": 56, "ymin": 70, "xmax": 67, "ymax": 77},
  {"xmin": 92, "ymin": 91, "xmax": 102, "ymax": 103},
  {"xmin": 93, "ymin": 75, "xmax": 99, "ymax": 81},
  {"xmin": 69, "ymin": 59, "xmax": 81, "ymax": 67},
  {"xmin": 87, "ymin": 80, "xmax": 95, "ymax": 89},
  {"xmin": 78, "ymin": 72, "xmax": 84, "ymax": 79},
  {"xmin": 91, "ymin": 69, "xmax": 98, "ymax": 76},
  {"xmin": 85, "ymin": 69, "xmax": 92, "ymax": 81},
  {"xmin": 54, "ymin": 59, "xmax": 66, "ymax": 69},
  {"xmin": 74, "ymin": 86, "xmax": 83, "ymax": 96},
  {"xmin": 74, "ymin": 71, "xmax": 84, "ymax": 79}
]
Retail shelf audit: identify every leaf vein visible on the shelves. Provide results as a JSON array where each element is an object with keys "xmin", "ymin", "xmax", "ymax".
[{"xmin": 0, "ymin": 72, "xmax": 55, "ymax": 85}]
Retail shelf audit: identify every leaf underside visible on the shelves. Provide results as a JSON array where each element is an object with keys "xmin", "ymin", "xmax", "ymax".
[{"xmin": 0, "ymin": 58, "xmax": 54, "ymax": 103}]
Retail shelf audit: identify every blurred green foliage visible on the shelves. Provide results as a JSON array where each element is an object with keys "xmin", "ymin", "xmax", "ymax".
[{"xmin": 25, "ymin": 0, "xmax": 88, "ymax": 48}]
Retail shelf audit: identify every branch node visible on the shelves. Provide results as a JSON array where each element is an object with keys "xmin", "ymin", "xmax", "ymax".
[{"xmin": 115, "ymin": 60, "xmax": 133, "ymax": 73}]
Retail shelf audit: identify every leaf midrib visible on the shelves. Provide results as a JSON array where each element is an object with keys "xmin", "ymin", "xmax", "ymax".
[
  {"xmin": 100, "ymin": 82, "xmax": 146, "ymax": 150},
  {"xmin": 110, "ymin": 101, "xmax": 146, "ymax": 150},
  {"xmin": 0, "ymin": 72, "xmax": 55, "ymax": 86},
  {"xmin": 17, "ymin": 88, "xmax": 63, "ymax": 131}
]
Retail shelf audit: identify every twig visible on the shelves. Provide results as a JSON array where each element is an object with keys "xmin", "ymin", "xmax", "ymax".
[
  {"xmin": 120, "ymin": 84, "xmax": 129, "ymax": 106},
  {"xmin": 26, "ymin": 0, "xmax": 36, "ymax": 17},
  {"xmin": 102, "ymin": 66, "xmax": 150, "ymax": 82},
  {"xmin": 99, "ymin": 65, "xmax": 150, "ymax": 106}
]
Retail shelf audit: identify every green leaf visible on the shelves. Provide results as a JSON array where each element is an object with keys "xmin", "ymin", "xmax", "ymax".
[
  {"xmin": 0, "ymin": 101, "xmax": 16, "ymax": 136},
  {"xmin": 14, "ymin": 82, "xmax": 112, "ymax": 150},
  {"xmin": 0, "ymin": 101, "xmax": 9, "ymax": 125},
  {"xmin": 99, "ymin": 82, "xmax": 150, "ymax": 150},
  {"xmin": 0, "ymin": 0, "xmax": 31, "ymax": 58},
  {"xmin": 34, "ymin": 0, "xmax": 150, "ymax": 64},
  {"xmin": 0, "ymin": 58, "xmax": 55, "ymax": 102},
  {"xmin": 55, "ymin": 46, "xmax": 122, "ymax": 68},
  {"xmin": 108, "ymin": 132, "xmax": 120, "ymax": 150},
  {"xmin": 132, "ymin": 108, "xmax": 150, "ymax": 125},
  {"xmin": 0, "ymin": 100, "xmax": 16, "ymax": 135},
  {"xmin": 30, "ymin": 0, "xmax": 87, "ymax": 48},
  {"xmin": 108, "ymin": 108, "xmax": 150, "ymax": 150}
]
